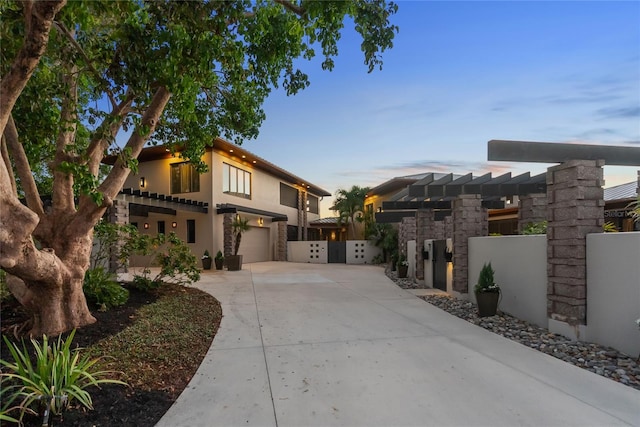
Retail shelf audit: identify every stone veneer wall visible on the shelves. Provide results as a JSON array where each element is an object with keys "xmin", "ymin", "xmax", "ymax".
[
  {"xmin": 297, "ymin": 190, "xmax": 308, "ymax": 241},
  {"xmin": 546, "ymin": 160, "xmax": 604, "ymax": 326},
  {"xmin": 416, "ymin": 209, "xmax": 444, "ymax": 280},
  {"xmin": 398, "ymin": 217, "xmax": 416, "ymax": 258},
  {"xmin": 108, "ymin": 198, "xmax": 129, "ymax": 272},
  {"xmin": 452, "ymin": 195, "xmax": 487, "ymax": 293},
  {"xmin": 223, "ymin": 212, "xmax": 233, "ymax": 257},
  {"xmin": 276, "ymin": 221, "xmax": 287, "ymax": 261},
  {"xmin": 518, "ymin": 193, "xmax": 547, "ymax": 233}
]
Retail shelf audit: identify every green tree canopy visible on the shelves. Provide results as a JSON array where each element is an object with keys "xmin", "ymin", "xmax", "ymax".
[
  {"xmin": 331, "ymin": 185, "xmax": 370, "ymax": 239},
  {"xmin": 0, "ymin": 0, "xmax": 398, "ymax": 336}
]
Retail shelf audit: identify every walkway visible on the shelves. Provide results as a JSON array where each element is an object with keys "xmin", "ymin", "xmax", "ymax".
[{"xmin": 156, "ymin": 262, "xmax": 639, "ymax": 426}]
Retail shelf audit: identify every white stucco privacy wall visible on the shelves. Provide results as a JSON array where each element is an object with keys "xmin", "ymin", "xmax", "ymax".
[
  {"xmin": 288, "ymin": 241, "xmax": 328, "ymax": 264},
  {"xmin": 346, "ymin": 241, "xmax": 382, "ymax": 264},
  {"xmin": 586, "ymin": 232, "xmax": 640, "ymax": 357},
  {"xmin": 468, "ymin": 235, "xmax": 548, "ymax": 328},
  {"xmin": 407, "ymin": 240, "xmax": 416, "ymax": 279}
]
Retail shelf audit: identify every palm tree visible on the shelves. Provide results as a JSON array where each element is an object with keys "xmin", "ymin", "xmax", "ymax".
[
  {"xmin": 232, "ymin": 217, "xmax": 250, "ymax": 255},
  {"xmin": 330, "ymin": 185, "xmax": 370, "ymax": 240}
]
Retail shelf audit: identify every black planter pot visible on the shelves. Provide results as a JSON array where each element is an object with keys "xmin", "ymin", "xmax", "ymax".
[
  {"xmin": 202, "ymin": 257, "xmax": 212, "ymax": 270},
  {"xmin": 214, "ymin": 258, "xmax": 224, "ymax": 270},
  {"xmin": 397, "ymin": 265, "xmax": 408, "ymax": 278},
  {"xmin": 226, "ymin": 254, "xmax": 243, "ymax": 271},
  {"xmin": 475, "ymin": 291, "xmax": 499, "ymax": 317}
]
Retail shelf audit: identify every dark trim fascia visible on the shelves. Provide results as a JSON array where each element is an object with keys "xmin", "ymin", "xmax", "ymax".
[{"xmin": 216, "ymin": 203, "xmax": 288, "ymax": 222}]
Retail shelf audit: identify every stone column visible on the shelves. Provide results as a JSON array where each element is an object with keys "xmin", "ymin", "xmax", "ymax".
[
  {"xmin": 398, "ymin": 216, "xmax": 416, "ymax": 257},
  {"xmin": 223, "ymin": 213, "xmax": 233, "ymax": 257},
  {"xmin": 297, "ymin": 190, "xmax": 304, "ymax": 241},
  {"xmin": 302, "ymin": 191, "xmax": 308, "ymax": 241},
  {"xmin": 415, "ymin": 209, "xmax": 435, "ymax": 281},
  {"xmin": 452, "ymin": 195, "xmax": 487, "ymax": 293},
  {"xmin": 276, "ymin": 221, "xmax": 288, "ymax": 261},
  {"xmin": 443, "ymin": 215, "xmax": 453, "ymax": 239},
  {"xmin": 518, "ymin": 193, "xmax": 548, "ymax": 233},
  {"xmin": 108, "ymin": 198, "xmax": 129, "ymax": 273},
  {"xmin": 546, "ymin": 160, "xmax": 604, "ymax": 330}
]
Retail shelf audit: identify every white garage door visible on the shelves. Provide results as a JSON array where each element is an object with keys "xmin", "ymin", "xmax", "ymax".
[{"xmin": 240, "ymin": 226, "xmax": 270, "ymax": 263}]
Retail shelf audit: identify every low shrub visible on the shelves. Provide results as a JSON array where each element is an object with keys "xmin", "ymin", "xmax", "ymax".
[
  {"xmin": 0, "ymin": 330, "xmax": 126, "ymax": 425},
  {"xmin": 83, "ymin": 267, "xmax": 129, "ymax": 310}
]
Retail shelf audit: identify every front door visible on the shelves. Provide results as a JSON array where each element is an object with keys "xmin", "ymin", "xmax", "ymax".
[{"xmin": 432, "ymin": 240, "xmax": 447, "ymax": 291}]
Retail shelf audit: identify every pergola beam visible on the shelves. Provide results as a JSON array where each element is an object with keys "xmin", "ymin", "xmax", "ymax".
[{"xmin": 488, "ymin": 140, "xmax": 640, "ymax": 166}]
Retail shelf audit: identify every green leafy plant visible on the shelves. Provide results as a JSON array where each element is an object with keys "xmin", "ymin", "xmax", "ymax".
[
  {"xmin": 521, "ymin": 221, "xmax": 547, "ymax": 235},
  {"xmin": 603, "ymin": 221, "xmax": 619, "ymax": 233},
  {"xmin": 0, "ymin": 330, "xmax": 126, "ymax": 425},
  {"xmin": 131, "ymin": 273, "xmax": 160, "ymax": 292},
  {"xmin": 202, "ymin": 250, "xmax": 211, "ymax": 259},
  {"xmin": 83, "ymin": 267, "xmax": 130, "ymax": 310},
  {"xmin": 397, "ymin": 253, "xmax": 408, "ymax": 267},
  {"xmin": 474, "ymin": 262, "xmax": 500, "ymax": 293},
  {"xmin": 215, "ymin": 250, "xmax": 224, "ymax": 261},
  {"xmin": 121, "ymin": 231, "xmax": 200, "ymax": 286}
]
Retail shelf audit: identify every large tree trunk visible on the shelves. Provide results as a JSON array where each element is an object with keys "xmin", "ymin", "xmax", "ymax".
[{"xmin": 19, "ymin": 273, "xmax": 95, "ymax": 337}]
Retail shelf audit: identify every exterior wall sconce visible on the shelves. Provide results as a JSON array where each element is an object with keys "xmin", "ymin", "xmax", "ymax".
[
  {"xmin": 258, "ymin": 217, "xmax": 264, "ymax": 226},
  {"xmin": 445, "ymin": 248, "xmax": 453, "ymax": 263},
  {"xmin": 172, "ymin": 221, "xmax": 177, "ymax": 228},
  {"xmin": 139, "ymin": 177, "xmax": 146, "ymax": 188},
  {"xmin": 143, "ymin": 222, "xmax": 149, "ymax": 229}
]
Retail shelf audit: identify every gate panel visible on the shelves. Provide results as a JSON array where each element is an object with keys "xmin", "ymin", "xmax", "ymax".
[
  {"xmin": 433, "ymin": 240, "xmax": 447, "ymax": 291},
  {"xmin": 328, "ymin": 241, "xmax": 346, "ymax": 263}
]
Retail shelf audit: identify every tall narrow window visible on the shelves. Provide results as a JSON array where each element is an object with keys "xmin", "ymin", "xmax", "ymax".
[
  {"xmin": 157, "ymin": 221, "xmax": 165, "ymax": 235},
  {"xmin": 186, "ymin": 220, "xmax": 196, "ymax": 243},
  {"xmin": 222, "ymin": 163, "xmax": 251, "ymax": 199},
  {"xmin": 171, "ymin": 162, "xmax": 200, "ymax": 194}
]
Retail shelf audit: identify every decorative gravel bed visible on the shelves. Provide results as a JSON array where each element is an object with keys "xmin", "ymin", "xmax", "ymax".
[{"xmin": 385, "ymin": 268, "xmax": 640, "ymax": 391}]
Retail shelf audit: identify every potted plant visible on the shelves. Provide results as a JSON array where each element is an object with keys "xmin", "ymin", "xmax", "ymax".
[
  {"xmin": 390, "ymin": 251, "xmax": 398, "ymax": 272},
  {"xmin": 474, "ymin": 262, "xmax": 500, "ymax": 317},
  {"xmin": 226, "ymin": 217, "xmax": 250, "ymax": 271},
  {"xmin": 214, "ymin": 250, "xmax": 224, "ymax": 270},
  {"xmin": 201, "ymin": 250, "xmax": 212, "ymax": 270},
  {"xmin": 397, "ymin": 253, "xmax": 408, "ymax": 278}
]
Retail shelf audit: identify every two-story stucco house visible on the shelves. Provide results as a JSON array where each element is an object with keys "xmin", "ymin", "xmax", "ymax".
[{"xmin": 106, "ymin": 138, "xmax": 330, "ymax": 265}]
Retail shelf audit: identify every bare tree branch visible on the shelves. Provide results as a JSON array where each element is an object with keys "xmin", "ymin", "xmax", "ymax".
[
  {"xmin": 0, "ymin": 0, "xmax": 66, "ymax": 136},
  {"xmin": 0, "ymin": 135, "xmax": 17, "ymax": 196},
  {"xmin": 73, "ymin": 86, "xmax": 172, "ymax": 232},
  {"xmin": 274, "ymin": 0, "xmax": 306, "ymax": 17},
  {"xmin": 3, "ymin": 115, "xmax": 44, "ymax": 216},
  {"xmin": 85, "ymin": 94, "xmax": 134, "ymax": 176},
  {"xmin": 51, "ymin": 59, "xmax": 79, "ymax": 219}
]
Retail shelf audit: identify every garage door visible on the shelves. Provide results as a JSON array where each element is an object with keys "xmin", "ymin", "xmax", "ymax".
[{"xmin": 240, "ymin": 226, "xmax": 270, "ymax": 263}]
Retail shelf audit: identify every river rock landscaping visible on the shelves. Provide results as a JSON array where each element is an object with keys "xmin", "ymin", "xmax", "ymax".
[{"xmin": 385, "ymin": 268, "xmax": 640, "ymax": 391}]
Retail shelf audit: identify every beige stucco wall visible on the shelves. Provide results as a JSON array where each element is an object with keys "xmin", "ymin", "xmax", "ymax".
[{"xmin": 121, "ymin": 148, "xmax": 322, "ymax": 266}]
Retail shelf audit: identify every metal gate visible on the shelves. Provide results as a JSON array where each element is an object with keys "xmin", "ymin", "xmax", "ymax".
[
  {"xmin": 432, "ymin": 240, "xmax": 447, "ymax": 291},
  {"xmin": 328, "ymin": 241, "xmax": 346, "ymax": 263}
]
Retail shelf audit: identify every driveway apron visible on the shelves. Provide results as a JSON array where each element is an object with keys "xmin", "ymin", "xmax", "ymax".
[{"xmin": 156, "ymin": 262, "xmax": 640, "ymax": 427}]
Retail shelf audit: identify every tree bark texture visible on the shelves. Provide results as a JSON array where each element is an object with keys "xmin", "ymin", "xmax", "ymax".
[{"xmin": 0, "ymin": 0, "xmax": 66, "ymax": 136}]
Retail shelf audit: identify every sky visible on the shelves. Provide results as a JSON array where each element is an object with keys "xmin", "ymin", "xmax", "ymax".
[{"xmin": 238, "ymin": 0, "xmax": 640, "ymax": 218}]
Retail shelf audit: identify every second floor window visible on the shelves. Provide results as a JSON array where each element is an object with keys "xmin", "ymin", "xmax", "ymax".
[
  {"xmin": 223, "ymin": 163, "xmax": 251, "ymax": 199},
  {"xmin": 171, "ymin": 162, "xmax": 200, "ymax": 194}
]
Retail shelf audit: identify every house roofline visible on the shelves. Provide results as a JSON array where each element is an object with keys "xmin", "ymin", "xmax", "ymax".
[{"xmin": 103, "ymin": 137, "xmax": 331, "ymax": 197}]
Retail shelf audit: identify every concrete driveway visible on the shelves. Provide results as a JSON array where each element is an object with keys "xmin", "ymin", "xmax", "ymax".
[{"xmin": 156, "ymin": 262, "xmax": 639, "ymax": 427}]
